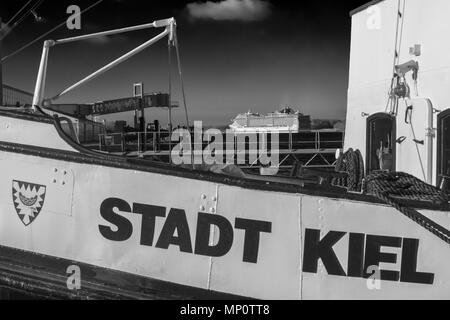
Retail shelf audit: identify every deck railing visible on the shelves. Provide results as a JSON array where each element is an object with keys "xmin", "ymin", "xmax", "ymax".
[
  {"xmin": 2, "ymin": 85, "xmax": 33, "ymax": 107},
  {"xmin": 94, "ymin": 130, "xmax": 345, "ymax": 169}
]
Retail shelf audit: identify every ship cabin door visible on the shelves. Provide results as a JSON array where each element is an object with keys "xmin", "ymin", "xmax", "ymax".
[
  {"xmin": 437, "ymin": 109, "xmax": 450, "ymax": 185},
  {"xmin": 366, "ymin": 113, "xmax": 396, "ymax": 174}
]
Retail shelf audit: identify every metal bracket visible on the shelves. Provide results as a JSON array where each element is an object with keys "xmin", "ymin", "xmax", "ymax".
[{"xmin": 396, "ymin": 136, "xmax": 407, "ymax": 144}]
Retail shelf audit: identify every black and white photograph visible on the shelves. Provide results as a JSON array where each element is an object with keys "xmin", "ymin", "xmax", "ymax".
[{"xmin": 0, "ymin": 0, "xmax": 448, "ymax": 305}]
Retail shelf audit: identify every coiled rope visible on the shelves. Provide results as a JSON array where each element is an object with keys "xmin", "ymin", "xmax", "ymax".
[
  {"xmin": 332, "ymin": 149, "xmax": 365, "ymax": 192},
  {"xmin": 333, "ymin": 149, "xmax": 450, "ymax": 245}
]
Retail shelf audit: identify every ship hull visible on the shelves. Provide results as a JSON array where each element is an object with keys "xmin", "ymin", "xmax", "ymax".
[
  {"xmin": 0, "ymin": 110, "xmax": 450, "ymax": 300},
  {"xmin": 0, "ymin": 245, "xmax": 243, "ymax": 300}
]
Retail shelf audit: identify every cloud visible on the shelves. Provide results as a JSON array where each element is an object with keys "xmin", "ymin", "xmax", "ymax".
[{"xmin": 187, "ymin": 0, "xmax": 271, "ymax": 22}]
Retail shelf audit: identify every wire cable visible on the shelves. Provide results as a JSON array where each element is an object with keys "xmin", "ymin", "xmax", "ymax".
[
  {"xmin": 174, "ymin": 31, "xmax": 193, "ymax": 167},
  {"xmin": 2, "ymin": 0, "xmax": 104, "ymax": 63},
  {"xmin": 14, "ymin": 0, "xmax": 44, "ymax": 25},
  {"xmin": 4, "ymin": 0, "xmax": 45, "ymax": 37},
  {"xmin": 168, "ymin": 39, "xmax": 173, "ymax": 133},
  {"xmin": 404, "ymin": 99, "xmax": 427, "ymax": 180},
  {"xmin": 174, "ymin": 32, "xmax": 190, "ymax": 132},
  {"xmin": 386, "ymin": 0, "xmax": 407, "ymax": 115},
  {"xmin": 5, "ymin": 0, "xmax": 34, "ymax": 26}
]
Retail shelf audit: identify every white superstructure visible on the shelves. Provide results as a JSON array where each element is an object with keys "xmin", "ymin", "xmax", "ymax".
[{"xmin": 346, "ymin": 0, "xmax": 450, "ymax": 186}]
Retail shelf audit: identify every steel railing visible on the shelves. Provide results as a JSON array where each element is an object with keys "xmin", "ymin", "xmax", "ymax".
[
  {"xmin": 96, "ymin": 130, "xmax": 344, "ymax": 167},
  {"xmin": 2, "ymin": 85, "xmax": 33, "ymax": 106}
]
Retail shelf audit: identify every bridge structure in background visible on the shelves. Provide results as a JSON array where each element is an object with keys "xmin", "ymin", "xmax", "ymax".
[
  {"xmin": 1, "ymin": 85, "xmax": 33, "ymax": 107},
  {"xmin": 91, "ymin": 93, "xmax": 178, "ymax": 116}
]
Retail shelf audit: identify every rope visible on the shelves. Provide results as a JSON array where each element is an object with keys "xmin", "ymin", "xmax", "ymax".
[
  {"xmin": 333, "ymin": 149, "xmax": 450, "ymax": 245},
  {"xmin": 395, "ymin": 0, "xmax": 407, "ymax": 66},
  {"xmin": 332, "ymin": 149, "xmax": 365, "ymax": 192},
  {"xmin": 364, "ymin": 172, "xmax": 448, "ymax": 203},
  {"xmin": 363, "ymin": 172, "xmax": 450, "ymax": 245},
  {"xmin": 386, "ymin": 0, "xmax": 407, "ymax": 115}
]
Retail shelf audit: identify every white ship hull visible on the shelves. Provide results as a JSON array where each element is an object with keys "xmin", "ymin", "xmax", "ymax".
[{"xmin": 0, "ymin": 111, "xmax": 449, "ymax": 300}]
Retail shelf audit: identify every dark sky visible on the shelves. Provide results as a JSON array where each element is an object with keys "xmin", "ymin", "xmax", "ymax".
[{"xmin": 1, "ymin": 0, "xmax": 369, "ymax": 125}]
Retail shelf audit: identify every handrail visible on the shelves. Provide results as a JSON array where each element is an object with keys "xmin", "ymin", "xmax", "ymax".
[{"xmin": 97, "ymin": 130, "xmax": 344, "ymax": 156}]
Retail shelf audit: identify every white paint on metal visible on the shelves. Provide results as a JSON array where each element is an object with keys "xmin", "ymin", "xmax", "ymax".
[
  {"xmin": 32, "ymin": 41, "xmax": 53, "ymax": 108},
  {"xmin": 396, "ymin": 98, "xmax": 430, "ymax": 182},
  {"xmin": 301, "ymin": 196, "xmax": 450, "ymax": 300},
  {"xmin": 206, "ymin": 184, "xmax": 220, "ymax": 291},
  {"xmin": 298, "ymin": 196, "xmax": 304, "ymax": 300},
  {"xmin": 212, "ymin": 185, "xmax": 301, "ymax": 299},
  {"xmin": 0, "ymin": 144, "xmax": 449, "ymax": 299},
  {"xmin": 1, "ymin": 158, "xmax": 74, "ymax": 217},
  {"xmin": 346, "ymin": 0, "xmax": 450, "ymax": 185},
  {"xmin": 0, "ymin": 116, "xmax": 78, "ymax": 152},
  {"xmin": 4, "ymin": 5, "xmax": 450, "ymax": 300}
]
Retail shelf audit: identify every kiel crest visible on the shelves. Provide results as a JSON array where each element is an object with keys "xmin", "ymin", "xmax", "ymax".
[{"xmin": 12, "ymin": 180, "xmax": 46, "ymax": 226}]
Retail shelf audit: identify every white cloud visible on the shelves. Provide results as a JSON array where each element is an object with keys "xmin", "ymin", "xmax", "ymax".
[{"xmin": 187, "ymin": 0, "xmax": 271, "ymax": 22}]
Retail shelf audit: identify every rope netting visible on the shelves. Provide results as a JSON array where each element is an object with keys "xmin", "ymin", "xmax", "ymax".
[{"xmin": 332, "ymin": 149, "xmax": 450, "ymax": 245}]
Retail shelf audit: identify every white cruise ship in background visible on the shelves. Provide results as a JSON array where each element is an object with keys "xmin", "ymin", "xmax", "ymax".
[{"xmin": 229, "ymin": 107, "xmax": 312, "ymax": 133}]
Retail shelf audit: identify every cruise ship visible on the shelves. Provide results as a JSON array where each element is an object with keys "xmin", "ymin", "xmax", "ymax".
[{"xmin": 229, "ymin": 107, "xmax": 312, "ymax": 133}]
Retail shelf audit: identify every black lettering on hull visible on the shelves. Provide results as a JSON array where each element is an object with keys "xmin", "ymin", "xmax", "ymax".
[
  {"xmin": 99, "ymin": 198, "xmax": 272, "ymax": 263},
  {"xmin": 302, "ymin": 229, "xmax": 435, "ymax": 286}
]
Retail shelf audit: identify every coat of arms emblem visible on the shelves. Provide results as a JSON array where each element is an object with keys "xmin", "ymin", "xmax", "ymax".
[{"xmin": 12, "ymin": 180, "xmax": 47, "ymax": 226}]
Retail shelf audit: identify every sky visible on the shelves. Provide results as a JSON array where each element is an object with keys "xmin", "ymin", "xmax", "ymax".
[{"xmin": 0, "ymin": 0, "xmax": 370, "ymax": 126}]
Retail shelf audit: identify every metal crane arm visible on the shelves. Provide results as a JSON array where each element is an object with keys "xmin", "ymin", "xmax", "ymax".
[
  {"xmin": 32, "ymin": 18, "xmax": 176, "ymax": 109},
  {"xmin": 55, "ymin": 18, "xmax": 174, "ymax": 45}
]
